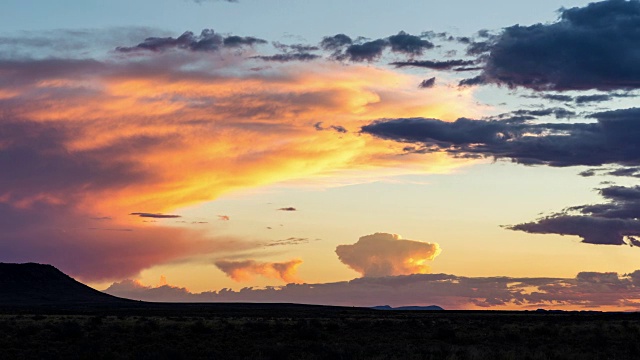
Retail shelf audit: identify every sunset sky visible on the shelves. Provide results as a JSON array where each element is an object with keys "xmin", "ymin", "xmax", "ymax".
[{"xmin": 3, "ymin": 0, "xmax": 640, "ymax": 310}]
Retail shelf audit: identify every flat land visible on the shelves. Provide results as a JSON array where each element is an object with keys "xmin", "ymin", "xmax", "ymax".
[{"xmin": 1, "ymin": 304, "xmax": 639, "ymax": 359}]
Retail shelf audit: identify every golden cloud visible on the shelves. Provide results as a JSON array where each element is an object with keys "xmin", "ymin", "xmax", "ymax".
[{"xmin": 335, "ymin": 233, "xmax": 441, "ymax": 277}]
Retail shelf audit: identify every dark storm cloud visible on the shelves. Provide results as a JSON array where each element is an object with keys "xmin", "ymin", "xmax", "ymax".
[
  {"xmin": 362, "ymin": 106, "xmax": 640, "ymax": 167},
  {"xmin": 475, "ymin": 0, "xmax": 640, "ymax": 91},
  {"xmin": 129, "ymin": 212, "xmax": 182, "ymax": 219},
  {"xmin": 391, "ymin": 59, "xmax": 476, "ymax": 70},
  {"xmin": 116, "ymin": 29, "xmax": 265, "ymax": 52},
  {"xmin": 419, "ymin": 77, "xmax": 436, "ymax": 88},
  {"xmin": 252, "ymin": 53, "xmax": 320, "ymax": 62}
]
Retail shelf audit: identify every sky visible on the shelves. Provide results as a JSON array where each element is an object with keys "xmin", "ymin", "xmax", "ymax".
[{"xmin": 3, "ymin": 0, "xmax": 640, "ymax": 310}]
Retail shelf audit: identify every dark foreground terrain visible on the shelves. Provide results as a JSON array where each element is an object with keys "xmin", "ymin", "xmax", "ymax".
[
  {"xmin": 1, "ymin": 263, "xmax": 638, "ymax": 359},
  {"xmin": 1, "ymin": 304, "xmax": 640, "ymax": 360}
]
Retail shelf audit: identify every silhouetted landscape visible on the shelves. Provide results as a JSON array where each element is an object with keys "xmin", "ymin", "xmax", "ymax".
[{"xmin": 1, "ymin": 263, "xmax": 640, "ymax": 359}]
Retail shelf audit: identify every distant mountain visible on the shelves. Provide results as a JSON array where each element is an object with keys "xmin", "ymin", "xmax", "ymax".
[
  {"xmin": 0, "ymin": 263, "xmax": 130, "ymax": 306},
  {"xmin": 372, "ymin": 305, "xmax": 444, "ymax": 311}
]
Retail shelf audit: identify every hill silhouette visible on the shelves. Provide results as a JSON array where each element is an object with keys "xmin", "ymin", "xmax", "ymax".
[{"xmin": 0, "ymin": 263, "xmax": 129, "ymax": 306}]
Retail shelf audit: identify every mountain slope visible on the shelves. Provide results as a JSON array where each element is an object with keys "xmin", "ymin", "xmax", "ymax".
[{"xmin": 0, "ymin": 263, "xmax": 130, "ymax": 305}]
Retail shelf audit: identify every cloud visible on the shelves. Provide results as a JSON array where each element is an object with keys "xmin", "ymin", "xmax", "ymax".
[
  {"xmin": 193, "ymin": 0, "xmax": 238, "ymax": 3},
  {"xmin": 264, "ymin": 237, "xmax": 311, "ymax": 247},
  {"xmin": 0, "ymin": 28, "xmax": 482, "ymax": 281},
  {"xmin": 0, "ymin": 203, "xmax": 250, "ymax": 282},
  {"xmin": 129, "ymin": 212, "xmax": 181, "ymax": 219},
  {"xmin": 362, "ymin": 107, "xmax": 640, "ymax": 167},
  {"xmin": 507, "ymin": 184, "xmax": 640, "ymax": 246},
  {"xmin": 419, "ymin": 77, "xmax": 436, "ymax": 89},
  {"xmin": 344, "ymin": 39, "xmax": 388, "ymax": 62},
  {"xmin": 116, "ymin": 29, "xmax": 265, "ymax": 52},
  {"xmin": 277, "ymin": 207, "xmax": 297, "ymax": 212},
  {"xmin": 391, "ymin": 59, "xmax": 476, "ymax": 70},
  {"xmin": 474, "ymin": 0, "xmax": 640, "ymax": 91},
  {"xmin": 104, "ymin": 270, "xmax": 640, "ymax": 311},
  {"xmin": 508, "ymin": 215, "xmax": 640, "ymax": 246},
  {"xmin": 214, "ymin": 259, "xmax": 303, "ymax": 282},
  {"xmin": 319, "ymin": 34, "xmax": 352, "ymax": 50},
  {"xmin": 251, "ymin": 53, "xmax": 320, "ymax": 62},
  {"xmin": 335, "ymin": 233, "xmax": 441, "ymax": 277},
  {"xmin": 104, "ymin": 278, "xmax": 193, "ymax": 302},
  {"xmin": 324, "ymin": 31, "xmax": 433, "ymax": 62},
  {"xmin": 387, "ymin": 31, "xmax": 434, "ymax": 56},
  {"xmin": 313, "ymin": 122, "xmax": 348, "ymax": 133},
  {"xmin": 218, "ymin": 215, "xmax": 230, "ymax": 221}
]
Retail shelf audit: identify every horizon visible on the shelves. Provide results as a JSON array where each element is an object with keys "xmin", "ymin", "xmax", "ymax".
[{"xmin": 3, "ymin": 0, "xmax": 640, "ymax": 311}]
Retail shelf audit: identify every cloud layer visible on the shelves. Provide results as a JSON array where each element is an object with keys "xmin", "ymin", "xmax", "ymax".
[{"xmin": 105, "ymin": 270, "xmax": 640, "ymax": 311}]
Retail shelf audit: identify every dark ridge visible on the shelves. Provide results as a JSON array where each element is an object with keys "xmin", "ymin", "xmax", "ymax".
[
  {"xmin": 372, "ymin": 305, "xmax": 444, "ymax": 311},
  {"xmin": 0, "ymin": 263, "xmax": 130, "ymax": 306}
]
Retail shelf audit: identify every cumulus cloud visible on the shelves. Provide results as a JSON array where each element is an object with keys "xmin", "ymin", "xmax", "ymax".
[
  {"xmin": 104, "ymin": 270, "xmax": 640, "ymax": 311},
  {"xmin": 335, "ymin": 233, "xmax": 441, "ymax": 277},
  {"xmin": 362, "ymin": 107, "xmax": 640, "ymax": 167},
  {"xmin": 214, "ymin": 259, "xmax": 303, "ymax": 283},
  {"xmin": 473, "ymin": 0, "xmax": 640, "ymax": 91}
]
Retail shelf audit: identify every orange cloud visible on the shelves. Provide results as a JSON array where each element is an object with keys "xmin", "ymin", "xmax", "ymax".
[
  {"xmin": 0, "ymin": 38, "xmax": 484, "ymax": 281},
  {"xmin": 335, "ymin": 233, "xmax": 441, "ymax": 277},
  {"xmin": 214, "ymin": 259, "xmax": 303, "ymax": 283}
]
